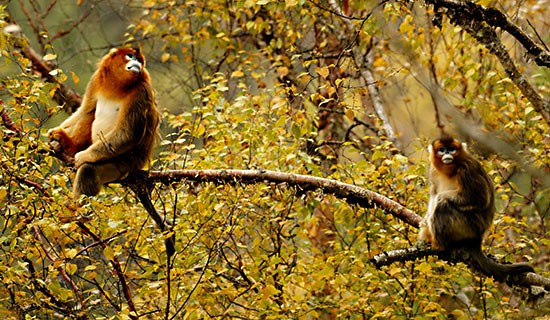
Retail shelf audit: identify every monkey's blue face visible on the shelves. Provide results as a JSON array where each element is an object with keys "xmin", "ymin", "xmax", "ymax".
[
  {"xmin": 437, "ymin": 146, "xmax": 457, "ymax": 164},
  {"xmin": 125, "ymin": 53, "xmax": 142, "ymax": 73}
]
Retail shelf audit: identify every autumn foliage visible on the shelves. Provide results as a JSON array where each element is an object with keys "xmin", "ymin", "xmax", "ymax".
[{"xmin": 0, "ymin": 1, "xmax": 548, "ymax": 319}]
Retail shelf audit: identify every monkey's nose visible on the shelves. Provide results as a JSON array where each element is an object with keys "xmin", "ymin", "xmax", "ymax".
[
  {"xmin": 126, "ymin": 61, "xmax": 142, "ymax": 73},
  {"xmin": 442, "ymin": 154, "xmax": 454, "ymax": 164}
]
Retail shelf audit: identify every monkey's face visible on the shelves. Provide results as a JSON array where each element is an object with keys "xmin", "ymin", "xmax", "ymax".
[
  {"xmin": 429, "ymin": 137, "xmax": 464, "ymax": 172},
  {"xmin": 436, "ymin": 145, "xmax": 457, "ymax": 164},
  {"xmin": 125, "ymin": 54, "xmax": 142, "ymax": 73},
  {"xmin": 100, "ymin": 48, "xmax": 147, "ymax": 87}
]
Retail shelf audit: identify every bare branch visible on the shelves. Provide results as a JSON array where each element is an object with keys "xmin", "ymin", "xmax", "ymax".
[
  {"xmin": 372, "ymin": 246, "xmax": 550, "ymax": 292},
  {"xmin": 76, "ymin": 221, "xmax": 139, "ymax": 320},
  {"xmin": 131, "ymin": 169, "xmax": 423, "ymax": 228},
  {"xmin": 327, "ymin": 0, "xmax": 400, "ymax": 146},
  {"xmin": 50, "ymin": 6, "xmax": 95, "ymax": 42},
  {"xmin": 426, "ymin": 0, "xmax": 550, "ymax": 125},
  {"xmin": 428, "ymin": 0, "xmax": 550, "ymax": 67}
]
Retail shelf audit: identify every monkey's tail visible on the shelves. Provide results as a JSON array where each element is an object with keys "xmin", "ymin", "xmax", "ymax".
[{"xmin": 469, "ymin": 248, "xmax": 534, "ymax": 281}]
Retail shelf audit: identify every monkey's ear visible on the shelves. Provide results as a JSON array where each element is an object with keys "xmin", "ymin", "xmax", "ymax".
[
  {"xmin": 461, "ymin": 142, "xmax": 468, "ymax": 152},
  {"xmin": 427, "ymin": 144, "xmax": 433, "ymax": 155}
]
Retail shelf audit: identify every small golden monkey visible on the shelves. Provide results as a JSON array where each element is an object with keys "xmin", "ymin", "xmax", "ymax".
[
  {"xmin": 49, "ymin": 48, "xmax": 160, "ymax": 200},
  {"xmin": 419, "ymin": 136, "xmax": 533, "ymax": 280}
]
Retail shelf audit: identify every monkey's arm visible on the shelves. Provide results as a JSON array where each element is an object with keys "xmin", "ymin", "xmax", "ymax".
[
  {"xmin": 432, "ymin": 198, "xmax": 486, "ymax": 249},
  {"xmin": 49, "ymin": 94, "xmax": 96, "ymax": 157},
  {"xmin": 75, "ymin": 88, "xmax": 153, "ymax": 166}
]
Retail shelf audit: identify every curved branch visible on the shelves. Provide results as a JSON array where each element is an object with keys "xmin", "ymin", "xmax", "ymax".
[
  {"xmin": 425, "ymin": 0, "xmax": 550, "ymax": 125},
  {"xmin": 128, "ymin": 169, "xmax": 548, "ymax": 294},
  {"xmin": 6, "ymin": 23, "xmax": 82, "ymax": 113},
  {"xmin": 428, "ymin": 0, "xmax": 550, "ymax": 67},
  {"xmin": 140, "ymin": 169, "xmax": 423, "ymax": 228},
  {"xmin": 372, "ymin": 246, "xmax": 550, "ymax": 292}
]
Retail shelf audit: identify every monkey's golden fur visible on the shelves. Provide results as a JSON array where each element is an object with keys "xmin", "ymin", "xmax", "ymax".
[
  {"xmin": 49, "ymin": 48, "xmax": 160, "ymax": 200},
  {"xmin": 419, "ymin": 136, "xmax": 533, "ymax": 280}
]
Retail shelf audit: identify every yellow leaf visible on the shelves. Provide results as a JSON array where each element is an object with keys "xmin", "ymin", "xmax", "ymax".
[
  {"xmin": 194, "ymin": 124, "xmax": 205, "ymax": 137},
  {"xmin": 65, "ymin": 263, "xmax": 78, "ymax": 275},
  {"xmin": 84, "ymin": 265, "xmax": 97, "ymax": 271},
  {"xmin": 43, "ymin": 53, "xmax": 57, "ymax": 61},
  {"xmin": 161, "ymin": 52, "xmax": 171, "ymax": 63},
  {"xmin": 70, "ymin": 71, "xmax": 80, "ymax": 85},
  {"xmin": 316, "ymin": 66, "xmax": 330, "ymax": 79},
  {"xmin": 53, "ymin": 259, "xmax": 64, "ymax": 269},
  {"xmin": 103, "ymin": 246, "xmax": 115, "ymax": 260},
  {"xmin": 464, "ymin": 68, "xmax": 476, "ymax": 78},
  {"xmin": 372, "ymin": 57, "xmax": 387, "ymax": 68},
  {"xmin": 285, "ymin": 0, "xmax": 298, "ymax": 8},
  {"xmin": 415, "ymin": 262, "xmax": 432, "ymax": 273},
  {"xmin": 326, "ymin": 85, "xmax": 336, "ymax": 97},
  {"xmin": 143, "ymin": 1, "xmax": 156, "ymax": 8},
  {"xmin": 399, "ymin": 15, "xmax": 414, "ymax": 35},
  {"xmin": 262, "ymin": 284, "xmax": 279, "ymax": 298},
  {"xmin": 231, "ymin": 70, "xmax": 244, "ymax": 78},
  {"xmin": 345, "ymin": 109, "xmax": 355, "ymax": 121},
  {"xmin": 277, "ymin": 66, "xmax": 289, "ymax": 77},
  {"xmin": 65, "ymin": 248, "xmax": 77, "ymax": 259}
]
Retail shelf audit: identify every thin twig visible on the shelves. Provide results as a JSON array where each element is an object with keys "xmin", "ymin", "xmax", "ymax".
[{"xmin": 76, "ymin": 221, "xmax": 139, "ymax": 320}]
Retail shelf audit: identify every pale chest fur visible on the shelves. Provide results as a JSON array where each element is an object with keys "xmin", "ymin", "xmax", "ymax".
[
  {"xmin": 425, "ymin": 167, "xmax": 460, "ymax": 224},
  {"xmin": 92, "ymin": 95, "xmax": 121, "ymax": 143}
]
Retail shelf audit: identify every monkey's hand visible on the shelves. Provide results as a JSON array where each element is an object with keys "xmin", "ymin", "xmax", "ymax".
[
  {"xmin": 48, "ymin": 128, "xmax": 68, "ymax": 155},
  {"xmin": 74, "ymin": 150, "xmax": 94, "ymax": 168}
]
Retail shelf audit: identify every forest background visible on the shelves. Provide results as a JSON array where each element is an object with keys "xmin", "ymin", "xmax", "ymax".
[{"xmin": 0, "ymin": 0, "xmax": 549, "ymax": 319}]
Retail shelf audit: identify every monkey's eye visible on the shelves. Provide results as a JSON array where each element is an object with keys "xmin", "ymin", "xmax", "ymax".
[
  {"xmin": 437, "ymin": 146, "xmax": 457, "ymax": 155},
  {"xmin": 125, "ymin": 53, "xmax": 136, "ymax": 61}
]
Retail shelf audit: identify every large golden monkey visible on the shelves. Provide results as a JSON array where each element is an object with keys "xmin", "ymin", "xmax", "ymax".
[
  {"xmin": 49, "ymin": 48, "xmax": 160, "ymax": 200},
  {"xmin": 419, "ymin": 136, "xmax": 533, "ymax": 280}
]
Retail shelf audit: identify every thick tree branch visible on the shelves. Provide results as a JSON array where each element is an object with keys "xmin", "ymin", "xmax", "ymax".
[
  {"xmin": 126, "ymin": 169, "xmax": 549, "ymax": 294},
  {"xmin": 5, "ymin": 23, "xmax": 82, "ymax": 113},
  {"xmin": 139, "ymin": 169, "xmax": 423, "ymax": 228},
  {"xmin": 426, "ymin": 0, "xmax": 550, "ymax": 124},
  {"xmin": 428, "ymin": 0, "xmax": 550, "ymax": 67},
  {"xmin": 372, "ymin": 246, "xmax": 550, "ymax": 292}
]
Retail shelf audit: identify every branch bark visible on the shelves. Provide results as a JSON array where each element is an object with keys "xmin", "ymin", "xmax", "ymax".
[
  {"xmin": 425, "ymin": 0, "xmax": 550, "ymax": 125},
  {"xmin": 76, "ymin": 221, "xmax": 139, "ymax": 320},
  {"xmin": 428, "ymin": 0, "xmax": 550, "ymax": 67},
  {"xmin": 140, "ymin": 168, "xmax": 423, "ymax": 228},
  {"xmin": 5, "ymin": 23, "xmax": 82, "ymax": 113},
  {"xmin": 372, "ymin": 246, "xmax": 550, "ymax": 292},
  {"xmin": 125, "ymin": 168, "xmax": 549, "ymax": 295}
]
